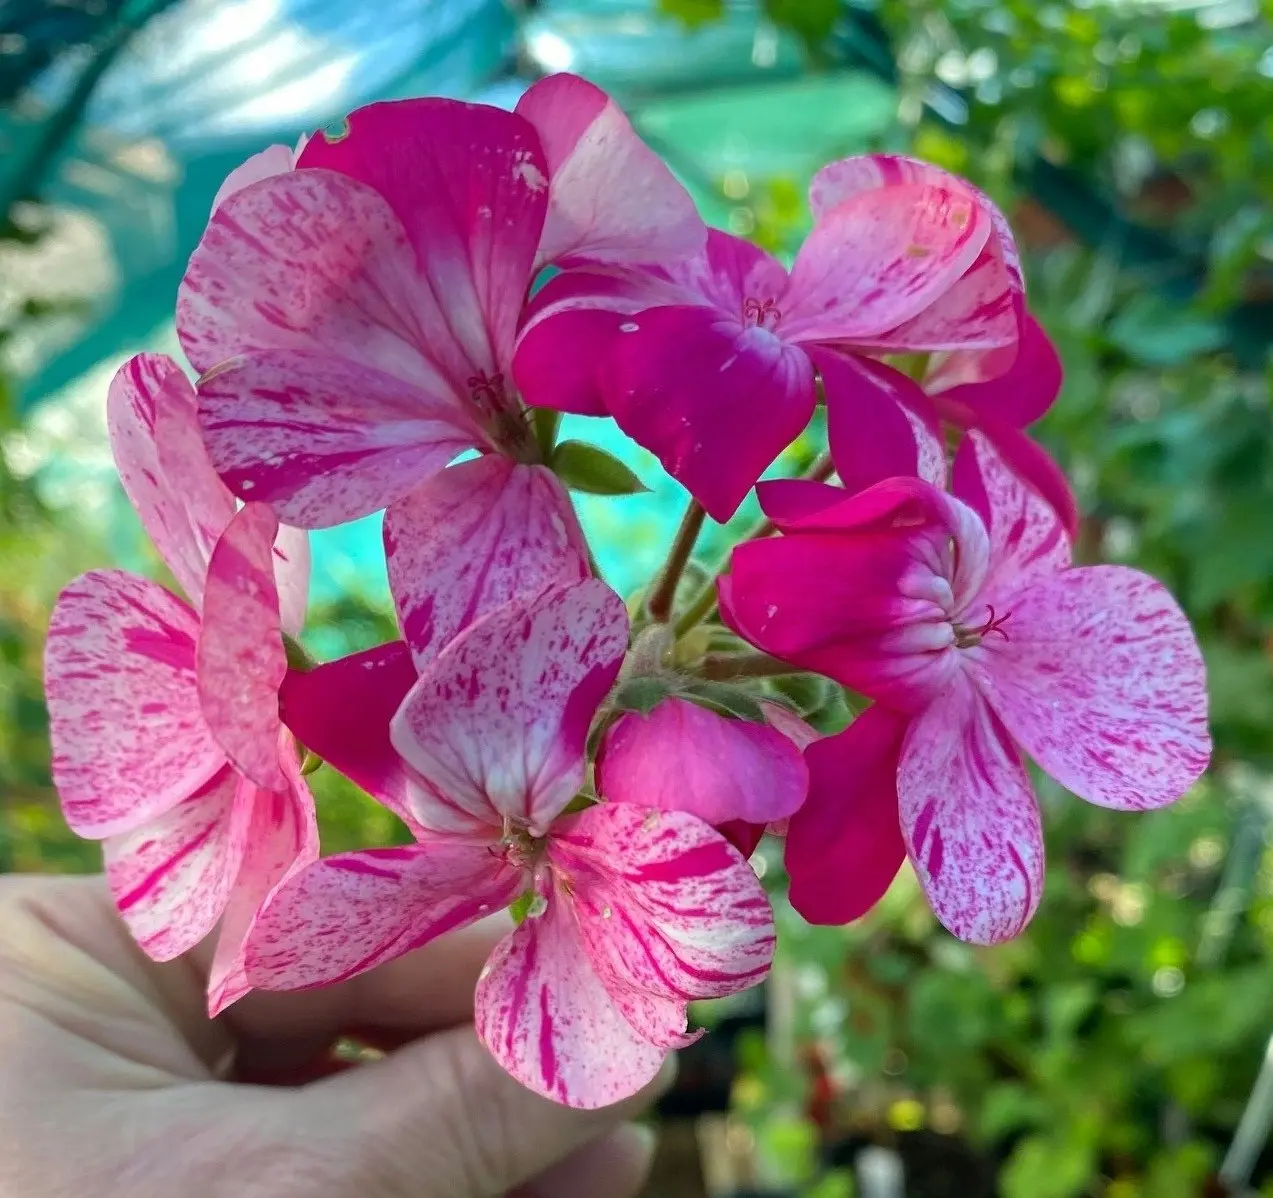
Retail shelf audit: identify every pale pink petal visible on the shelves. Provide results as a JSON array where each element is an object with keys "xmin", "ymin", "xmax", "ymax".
[
  {"xmin": 298, "ymin": 99, "xmax": 548, "ymax": 378},
  {"xmin": 760, "ymin": 699, "xmax": 822, "ymax": 751},
  {"xmin": 197, "ymin": 349, "xmax": 479, "ymax": 527},
  {"xmin": 607, "ymin": 305, "xmax": 816, "ymax": 521},
  {"xmin": 780, "ymin": 185, "xmax": 989, "ymax": 344},
  {"xmin": 786, "ymin": 704, "xmax": 909, "ymax": 925},
  {"xmin": 104, "ymin": 766, "xmax": 240, "ymax": 961},
  {"xmin": 516, "ymin": 73, "xmax": 704, "ymax": 268},
  {"xmin": 45, "ymin": 570, "xmax": 224, "ymax": 838},
  {"xmin": 662, "ymin": 228, "xmax": 790, "ymax": 313},
  {"xmin": 898, "ymin": 679, "xmax": 1043, "ymax": 944},
  {"xmin": 977, "ymin": 565, "xmax": 1210, "ymax": 812},
  {"xmin": 270, "ymin": 523, "xmax": 310, "ymax": 637},
  {"xmin": 245, "ymin": 839, "xmax": 521, "ymax": 992},
  {"xmin": 278, "ymin": 642, "xmax": 422, "ymax": 832},
  {"xmin": 929, "ymin": 314, "xmax": 1061, "ymax": 424},
  {"xmin": 814, "ymin": 347, "xmax": 946, "ymax": 495},
  {"xmin": 596, "ymin": 697, "xmax": 808, "ymax": 827},
  {"xmin": 208, "ymin": 755, "xmax": 321, "ymax": 1015},
  {"xmin": 197, "ymin": 503, "xmax": 288, "ymax": 793},
  {"xmin": 551, "ymin": 802, "xmax": 776, "ymax": 1004},
  {"xmin": 475, "ymin": 872, "xmax": 667, "ymax": 1109},
  {"xmin": 951, "ymin": 431, "xmax": 1071, "ymax": 601},
  {"xmin": 210, "ymin": 143, "xmax": 296, "ymax": 213},
  {"xmin": 385, "ymin": 456, "xmax": 589, "ymax": 672},
  {"xmin": 179, "ymin": 169, "xmax": 445, "ymax": 384},
  {"xmin": 391, "ymin": 580, "xmax": 629, "ymax": 834},
  {"xmin": 107, "ymin": 353, "xmax": 235, "ymax": 606}
]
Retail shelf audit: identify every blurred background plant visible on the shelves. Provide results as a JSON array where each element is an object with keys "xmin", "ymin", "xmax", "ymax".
[{"xmin": 2, "ymin": 0, "xmax": 1271, "ymax": 1194}]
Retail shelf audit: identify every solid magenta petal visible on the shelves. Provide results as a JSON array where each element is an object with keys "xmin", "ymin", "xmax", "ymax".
[
  {"xmin": 516, "ymin": 72, "xmax": 704, "ymax": 268},
  {"xmin": 786, "ymin": 705, "xmax": 909, "ymax": 925},
  {"xmin": 107, "ymin": 353, "xmax": 235, "ymax": 606},
  {"xmin": 391, "ymin": 580, "xmax": 628, "ymax": 834},
  {"xmin": 104, "ymin": 766, "xmax": 240, "ymax": 961},
  {"xmin": 597, "ymin": 697, "xmax": 808, "ymax": 826},
  {"xmin": 607, "ymin": 305, "xmax": 816, "ymax": 521},
  {"xmin": 245, "ymin": 839, "xmax": 521, "ymax": 992},
  {"xmin": 979, "ymin": 566, "xmax": 1210, "ymax": 812},
  {"xmin": 385, "ymin": 456, "xmax": 589, "ymax": 671},
  {"xmin": 898, "ymin": 680, "xmax": 1044, "ymax": 944},
  {"xmin": 45, "ymin": 569, "xmax": 224, "ymax": 838},
  {"xmin": 930, "ymin": 313, "xmax": 1061, "ymax": 425},
  {"xmin": 278, "ymin": 641, "xmax": 421, "ymax": 831},
  {"xmin": 197, "ymin": 503, "xmax": 289, "ymax": 793}
]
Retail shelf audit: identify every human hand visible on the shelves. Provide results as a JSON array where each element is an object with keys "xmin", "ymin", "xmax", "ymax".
[{"xmin": 0, "ymin": 874, "xmax": 671, "ymax": 1197}]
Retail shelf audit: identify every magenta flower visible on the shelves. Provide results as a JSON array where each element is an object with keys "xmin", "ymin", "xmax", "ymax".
[
  {"xmin": 43, "ymin": 353, "xmax": 318, "ymax": 1012},
  {"xmin": 720, "ymin": 434, "xmax": 1210, "ymax": 942},
  {"xmin": 176, "ymin": 73, "xmax": 701, "ymax": 551},
  {"xmin": 516, "ymin": 154, "xmax": 1022, "ymax": 520},
  {"xmin": 243, "ymin": 580, "xmax": 776, "ymax": 1108}
]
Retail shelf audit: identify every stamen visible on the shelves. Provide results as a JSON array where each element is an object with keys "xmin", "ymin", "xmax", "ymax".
[
  {"xmin": 742, "ymin": 296, "xmax": 782, "ymax": 330},
  {"xmin": 467, "ymin": 370, "xmax": 507, "ymax": 414},
  {"xmin": 953, "ymin": 605, "xmax": 1012, "ymax": 649}
]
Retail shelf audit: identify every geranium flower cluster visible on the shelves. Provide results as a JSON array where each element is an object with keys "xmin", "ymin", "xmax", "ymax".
[{"xmin": 43, "ymin": 74, "xmax": 1211, "ymax": 1109}]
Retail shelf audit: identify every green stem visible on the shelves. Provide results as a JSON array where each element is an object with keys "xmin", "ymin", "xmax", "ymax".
[
  {"xmin": 698, "ymin": 651, "xmax": 801, "ymax": 681},
  {"xmin": 647, "ymin": 499, "xmax": 707, "ymax": 623},
  {"xmin": 673, "ymin": 578, "xmax": 721, "ymax": 638}
]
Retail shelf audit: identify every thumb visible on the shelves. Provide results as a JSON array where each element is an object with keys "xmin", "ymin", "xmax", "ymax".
[{"xmin": 274, "ymin": 1024, "xmax": 674, "ymax": 1198}]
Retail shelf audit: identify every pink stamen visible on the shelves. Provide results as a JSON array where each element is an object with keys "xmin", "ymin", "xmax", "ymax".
[{"xmin": 742, "ymin": 296, "xmax": 781, "ymax": 330}]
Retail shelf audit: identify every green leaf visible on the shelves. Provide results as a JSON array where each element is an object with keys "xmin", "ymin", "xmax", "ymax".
[
  {"xmin": 657, "ymin": 0, "xmax": 724, "ymax": 28},
  {"xmin": 763, "ymin": 0, "xmax": 839, "ymax": 50},
  {"xmin": 1108, "ymin": 295, "xmax": 1227, "ymax": 366},
  {"xmin": 551, "ymin": 440, "xmax": 649, "ymax": 496},
  {"xmin": 613, "ymin": 675, "xmax": 677, "ymax": 715},
  {"xmin": 683, "ymin": 680, "xmax": 767, "ymax": 723}
]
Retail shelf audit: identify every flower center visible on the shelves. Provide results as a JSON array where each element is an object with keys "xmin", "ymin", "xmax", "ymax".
[
  {"xmin": 468, "ymin": 370, "xmax": 508, "ymax": 416},
  {"xmin": 953, "ymin": 604, "xmax": 1012, "ymax": 649},
  {"xmin": 742, "ymin": 296, "xmax": 781, "ymax": 331},
  {"xmin": 498, "ymin": 818, "xmax": 547, "ymax": 869}
]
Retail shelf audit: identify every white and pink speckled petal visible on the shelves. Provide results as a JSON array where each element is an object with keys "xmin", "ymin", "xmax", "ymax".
[
  {"xmin": 385, "ymin": 456, "xmax": 589, "ymax": 672},
  {"xmin": 45, "ymin": 569, "xmax": 224, "ymax": 838},
  {"xmin": 979, "ymin": 565, "xmax": 1210, "ymax": 812},
  {"xmin": 270, "ymin": 523, "xmax": 310, "ymax": 638}
]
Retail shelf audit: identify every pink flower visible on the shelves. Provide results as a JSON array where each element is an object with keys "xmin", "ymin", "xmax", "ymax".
[
  {"xmin": 43, "ymin": 353, "xmax": 318, "ymax": 1013},
  {"xmin": 244, "ymin": 581, "xmax": 775, "ymax": 1108},
  {"xmin": 516, "ymin": 154, "xmax": 1022, "ymax": 520},
  {"xmin": 176, "ymin": 74, "xmax": 701, "ymax": 563},
  {"xmin": 719, "ymin": 433, "xmax": 1210, "ymax": 942}
]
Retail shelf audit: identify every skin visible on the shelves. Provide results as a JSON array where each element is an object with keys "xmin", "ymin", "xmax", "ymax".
[{"xmin": 0, "ymin": 874, "xmax": 672, "ymax": 1198}]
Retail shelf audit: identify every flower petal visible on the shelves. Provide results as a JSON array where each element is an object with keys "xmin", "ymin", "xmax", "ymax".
[
  {"xmin": 385, "ymin": 456, "xmax": 589, "ymax": 672},
  {"xmin": 929, "ymin": 314, "xmax": 1061, "ymax": 425},
  {"xmin": 975, "ymin": 420, "xmax": 1079, "ymax": 540},
  {"xmin": 516, "ymin": 72, "xmax": 704, "ymax": 268},
  {"xmin": 475, "ymin": 874, "xmax": 667, "ymax": 1109},
  {"xmin": 245, "ymin": 839, "xmax": 521, "ymax": 991},
  {"xmin": 197, "ymin": 503, "xmax": 289, "ymax": 793},
  {"xmin": 298, "ymin": 99, "xmax": 548, "ymax": 379},
  {"xmin": 45, "ymin": 570, "xmax": 223, "ymax": 839},
  {"xmin": 278, "ymin": 641, "xmax": 421, "ymax": 831},
  {"xmin": 786, "ymin": 704, "xmax": 909, "ymax": 926},
  {"xmin": 391, "ymin": 580, "xmax": 629, "ymax": 834},
  {"xmin": 270, "ymin": 523, "xmax": 310, "ymax": 638},
  {"xmin": 210, "ymin": 143, "xmax": 296, "ymax": 213},
  {"xmin": 597, "ymin": 697, "xmax": 808, "ymax": 826},
  {"xmin": 814, "ymin": 347, "xmax": 946, "ymax": 495},
  {"xmin": 107, "ymin": 353, "xmax": 235, "ymax": 606},
  {"xmin": 898, "ymin": 679, "xmax": 1043, "ymax": 944},
  {"xmin": 104, "ymin": 766, "xmax": 240, "ymax": 961},
  {"xmin": 197, "ymin": 348, "xmax": 478, "ymax": 527},
  {"xmin": 978, "ymin": 565, "xmax": 1210, "ymax": 812},
  {"xmin": 781, "ymin": 185, "xmax": 989, "ymax": 344},
  {"xmin": 606, "ymin": 305, "xmax": 815, "ymax": 521}
]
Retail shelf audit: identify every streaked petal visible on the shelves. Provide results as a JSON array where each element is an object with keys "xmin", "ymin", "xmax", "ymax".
[
  {"xmin": 278, "ymin": 641, "xmax": 421, "ymax": 831},
  {"xmin": 475, "ymin": 873, "xmax": 667, "ymax": 1109},
  {"xmin": 107, "ymin": 353, "xmax": 235, "ymax": 605},
  {"xmin": 596, "ymin": 697, "xmax": 808, "ymax": 826},
  {"xmin": 197, "ymin": 348, "xmax": 478, "ymax": 527},
  {"xmin": 385, "ymin": 456, "xmax": 589, "ymax": 672},
  {"xmin": 104, "ymin": 766, "xmax": 240, "ymax": 961},
  {"xmin": 270, "ymin": 523, "xmax": 310, "ymax": 638},
  {"xmin": 197, "ymin": 503, "xmax": 288, "ymax": 792},
  {"xmin": 781, "ymin": 185, "xmax": 989, "ymax": 344},
  {"xmin": 210, "ymin": 143, "xmax": 296, "ymax": 213},
  {"xmin": 391, "ymin": 580, "xmax": 629, "ymax": 834},
  {"xmin": 516, "ymin": 73, "xmax": 704, "ymax": 268},
  {"xmin": 606, "ymin": 305, "xmax": 816, "ymax": 521},
  {"xmin": 786, "ymin": 704, "xmax": 909, "ymax": 925},
  {"xmin": 245, "ymin": 839, "xmax": 521, "ymax": 991},
  {"xmin": 898, "ymin": 679, "xmax": 1043, "ymax": 944},
  {"xmin": 299, "ymin": 99, "xmax": 547, "ymax": 378},
  {"xmin": 45, "ymin": 570, "xmax": 223, "ymax": 838},
  {"xmin": 975, "ymin": 421, "xmax": 1079, "ymax": 539},
  {"xmin": 979, "ymin": 565, "xmax": 1210, "ymax": 812},
  {"xmin": 929, "ymin": 313, "xmax": 1061, "ymax": 424}
]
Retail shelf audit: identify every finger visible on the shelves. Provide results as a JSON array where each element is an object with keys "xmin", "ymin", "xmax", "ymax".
[
  {"xmin": 286, "ymin": 1024, "xmax": 677, "ymax": 1197},
  {"xmin": 514, "ymin": 1123, "xmax": 658, "ymax": 1198}
]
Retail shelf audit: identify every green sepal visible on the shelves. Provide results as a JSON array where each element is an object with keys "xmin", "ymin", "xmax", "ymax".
[{"xmin": 551, "ymin": 440, "xmax": 649, "ymax": 496}]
